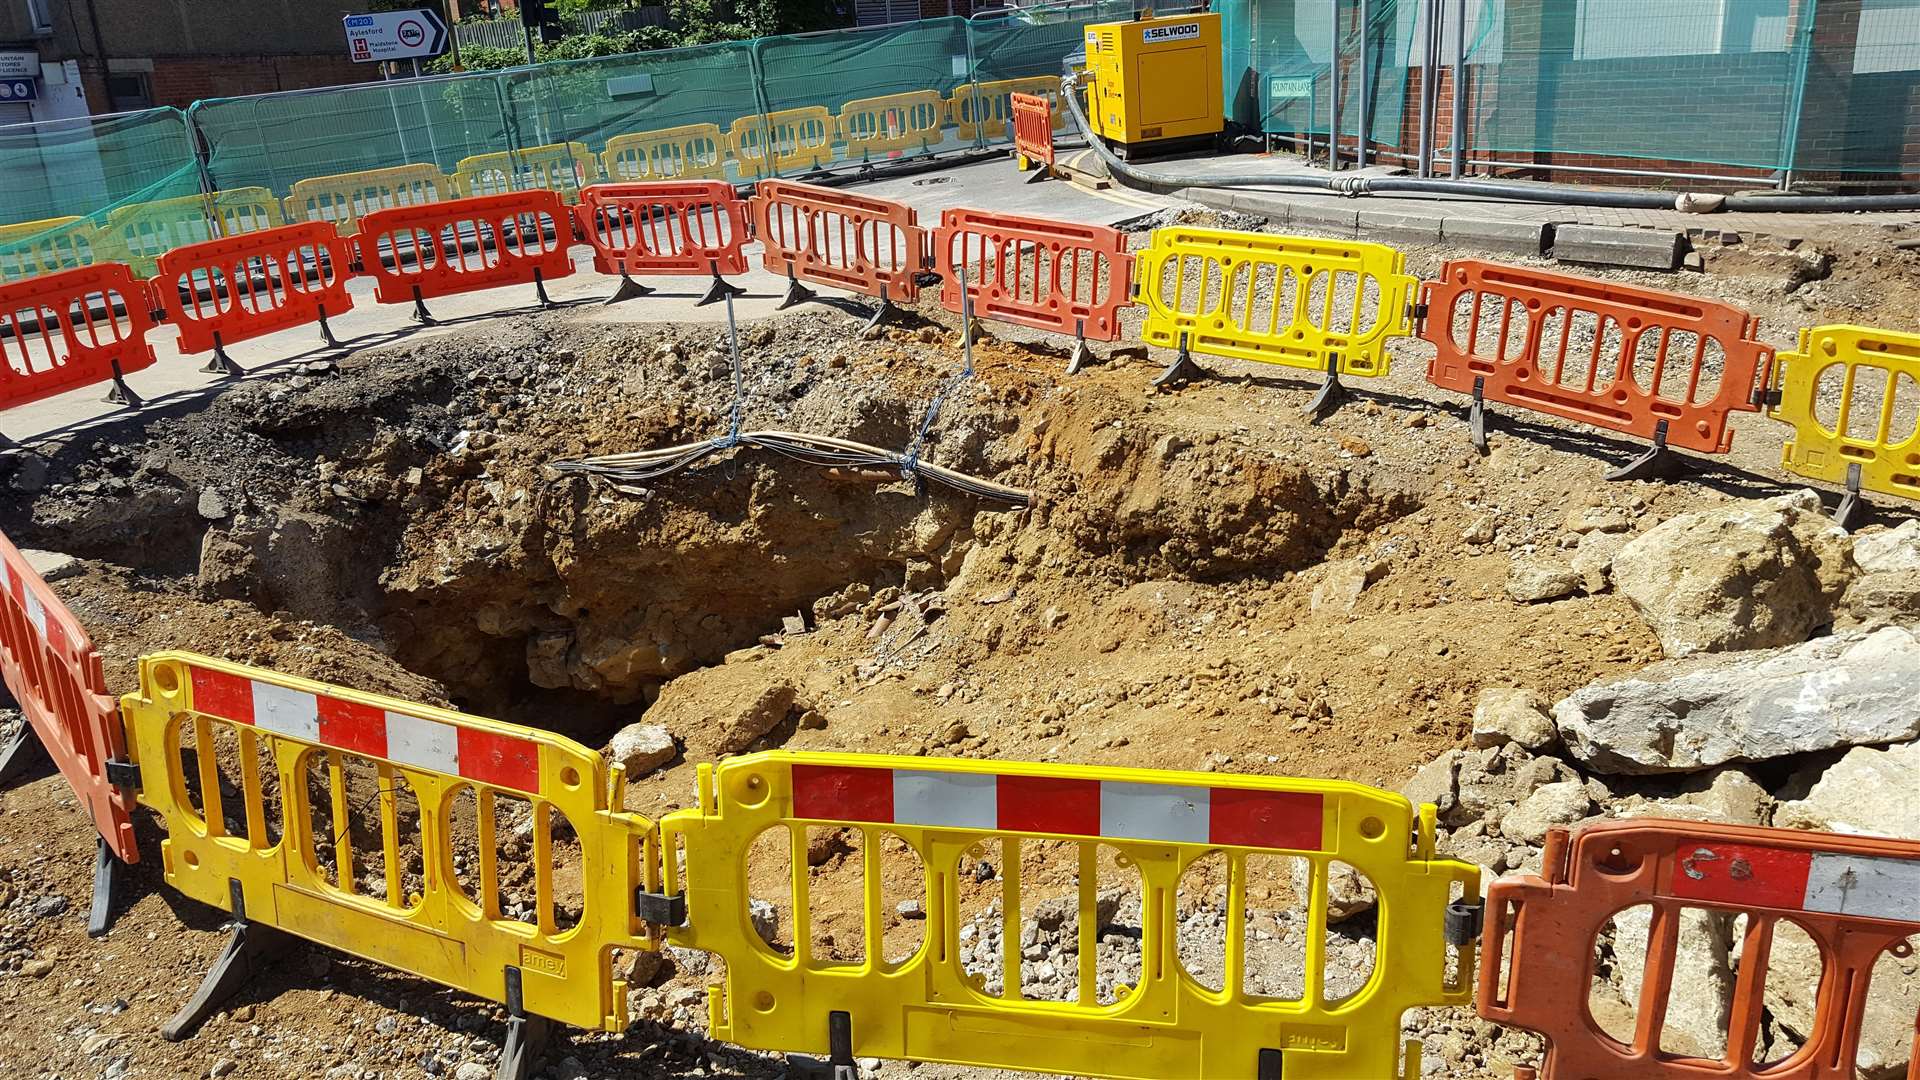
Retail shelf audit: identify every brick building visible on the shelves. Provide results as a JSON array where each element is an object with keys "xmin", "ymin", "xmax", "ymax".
[{"xmin": 0, "ymin": 0, "xmax": 411, "ymax": 127}]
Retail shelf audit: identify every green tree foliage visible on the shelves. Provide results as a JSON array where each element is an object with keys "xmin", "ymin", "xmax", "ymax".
[{"xmin": 426, "ymin": 0, "xmax": 847, "ymax": 74}]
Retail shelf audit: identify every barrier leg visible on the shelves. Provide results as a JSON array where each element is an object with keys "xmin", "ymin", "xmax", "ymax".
[
  {"xmin": 496, "ymin": 966, "xmax": 551, "ymax": 1080},
  {"xmin": 86, "ymin": 837, "xmax": 123, "ymax": 938},
  {"xmin": 1833, "ymin": 463, "xmax": 1870, "ymax": 531},
  {"xmin": 1604, "ymin": 418, "xmax": 1687, "ymax": 481},
  {"xmin": 956, "ymin": 317, "xmax": 987, "ymax": 348},
  {"xmin": 830, "ymin": 1010, "xmax": 858, "ymax": 1080},
  {"xmin": 0, "ymin": 718, "xmax": 43, "ymax": 786},
  {"xmin": 604, "ymin": 271, "xmax": 655, "ymax": 306},
  {"xmin": 862, "ymin": 289, "xmax": 900, "ymax": 336},
  {"xmin": 1066, "ymin": 320, "xmax": 1095, "ymax": 375},
  {"xmin": 1468, "ymin": 376, "xmax": 1491, "ymax": 454},
  {"xmin": 162, "ymin": 881, "xmax": 296, "ymax": 1041},
  {"xmin": 779, "ymin": 272, "xmax": 817, "ymax": 311},
  {"xmin": 534, "ymin": 269, "xmax": 558, "ymax": 310},
  {"xmin": 103, "ymin": 359, "xmax": 145, "ymax": 410},
  {"xmin": 200, "ymin": 332, "xmax": 246, "ymax": 378},
  {"xmin": 317, "ymin": 306, "xmax": 345, "ymax": 350},
  {"xmin": 1302, "ymin": 353, "xmax": 1348, "ymax": 423},
  {"xmin": 410, "ymin": 285, "xmax": 437, "ymax": 326},
  {"xmin": 1152, "ymin": 331, "xmax": 1205, "ymax": 388},
  {"xmin": 697, "ymin": 260, "xmax": 747, "ymax": 308}
]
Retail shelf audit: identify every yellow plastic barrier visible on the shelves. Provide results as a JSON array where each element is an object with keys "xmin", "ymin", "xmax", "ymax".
[
  {"xmin": 121, "ymin": 652, "xmax": 666, "ymax": 1034},
  {"xmin": 92, "ymin": 189, "xmax": 286, "ymax": 276},
  {"xmin": 661, "ymin": 751, "xmax": 1479, "ymax": 1080},
  {"xmin": 1137, "ymin": 226, "xmax": 1420, "ymax": 378},
  {"xmin": 951, "ymin": 77, "xmax": 1064, "ymax": 142},
  {"xmin": 453, "ymin": 142, "xmax": 601, "ymax": 202},
  {"xmin": 602, "ymin": 123, "xmax": 729, "ymax": 182},
  {"xmin": 0, "ymin": 216, "xmax": 99, "ymax": 280},
  {"xmin": 284, "ymin": 163, "xmax": 453, "ymax": 236},
  {"xmin": 837, "ymin": 90, "xmax": 946, "ymax": 160},
  {"xmin": 729, "ymin": 107, "xmax": 835, "ymax": 178},
  {"xmin": 1768, "ymin": 324, "xmax": 1920, "ymax": 505}
]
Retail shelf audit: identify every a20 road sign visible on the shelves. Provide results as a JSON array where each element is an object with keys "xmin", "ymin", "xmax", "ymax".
[{"xmin": 344, "ymin": 9, "xmax": 450, "ymax": 64}]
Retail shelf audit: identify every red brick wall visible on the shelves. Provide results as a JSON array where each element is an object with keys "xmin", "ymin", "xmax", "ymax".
[{"xmin": 81, "ymin": 54, "xmax": 382, "ymax": 112}]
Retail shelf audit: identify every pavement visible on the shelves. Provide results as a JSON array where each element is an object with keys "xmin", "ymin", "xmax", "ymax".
[{"xmin": 1, "ymin": 156, "xmax": 1172, "ymax": 448}]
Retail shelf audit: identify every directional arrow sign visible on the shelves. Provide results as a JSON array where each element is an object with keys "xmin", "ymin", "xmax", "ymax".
[{"xmin": 344, "ymin": 8, "xmax": 450, "ymax": 64}]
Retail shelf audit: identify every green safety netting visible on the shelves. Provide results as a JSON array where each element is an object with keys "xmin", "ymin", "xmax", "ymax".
[
  {"xmin": 1216, "ymin": 0, "xmax": 1411, "ymax": 150},
  {"xmin": 0, "ymin": 108, "xmax": 204, "ymax": 281}
]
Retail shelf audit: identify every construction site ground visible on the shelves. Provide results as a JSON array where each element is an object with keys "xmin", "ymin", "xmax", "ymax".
[{"xmin": 1, "ymin": 156, "xmax": 1917, "ymax": 1080}]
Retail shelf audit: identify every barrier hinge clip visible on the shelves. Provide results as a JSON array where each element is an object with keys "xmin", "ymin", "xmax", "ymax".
[
  {"xmin": 104, "ymin": 758, "xmax": 140, "ymax": 791},
  {"xmin": 635, "ymin": 888, "xmax": 687, "ymax": 927},
  {"xmin": 1444, "ymin": 898, "xmax": 1485, "ymax": 946},
  {"xmin": 1753, "ymin": 387, "xmax": 1783, "ymax": 407}
]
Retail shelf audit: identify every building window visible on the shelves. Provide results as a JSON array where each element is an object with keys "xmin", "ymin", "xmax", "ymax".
[
  {"xmin": 106, "ymin": 72, "xmax": 150, "ymax": 111},
  {"xmin": 25, "ymin": 0, "xmax": 54, "ymax": 35}
]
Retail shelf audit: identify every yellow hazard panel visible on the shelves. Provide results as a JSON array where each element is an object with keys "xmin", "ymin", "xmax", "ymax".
[
  {"xmin": 453, "ymin": 142, "xmax": 600, "ymax": 202},
  {"xmin": 93, "ymin": 188, "xmax": 286, "ymax": 275},
  {"xmin": 951, "ymin": 76, "xmax": 1063, "ymax": 142},
  {"xmin": 122, "ymin": 652, "xmax": 665, "ymax": 1032},
  {"xmin": 1768, "ymin": 324, "xmax": 1920, "ymax": 503},
  {"xmin": 0, "ymin": 216, "xmax": 100, "ymax": 280},
  {"xmin": 729, "ymin": 107, "xmax": 835, "ymax": 178},
  {"xmin": 837, "ymin": 90, "xmax": 946, "ymax": 159},
  {"xmin": 285, "ymin": 163, "xmax": 454, "ymax": 236},
  {"xmin": 661, "ymin": 750, "xmax": 1478, "ymax": 1080},
  {"xmin": 602, "ymin": 123, "xmax": 729, "ymax": 182},
  {"xmin": 1137, "ymin": 226, "xmax": 1419, "ymax": 377}
]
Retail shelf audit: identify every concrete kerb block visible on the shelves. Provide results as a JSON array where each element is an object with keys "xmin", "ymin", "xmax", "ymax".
[
  {"xmin": 1551, "ymin": 224, "xmax": 1685, "ymax": 272},
  {"xmin": 1285, "ymin": 198, "xmax": 1360, "ymax": 236},
  {"xmin": 1356, "ymin": 207, "xmax": 1444, "ymax": 245},
  {"xmin": 1440, "ymin": 216, "xmax": 1552, "ymax": 256}
]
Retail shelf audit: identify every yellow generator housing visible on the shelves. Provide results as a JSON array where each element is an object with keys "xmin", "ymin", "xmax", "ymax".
[{"xmin": 1084, "ymin": 11, "xmax": 1224, "ymax": 158}]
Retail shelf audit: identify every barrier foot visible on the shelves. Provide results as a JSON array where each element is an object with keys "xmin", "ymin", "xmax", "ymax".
[
  {"xmin": 1603, "ymin": 421, "xmax": 1686, "ymax": 482},
  {"xmin": 200, "ymin": 335, "xmax": 246, "ymax": 378},
  {"xmin": 861, "ymin": 294, "xmax": 899, "ymax": 337},
  {"xmin": 317, "ymin": 308, "xmax": 346, "ymax": 350},
  {"xmin": 604, "ymin": 274, "xmax": 655, "ymax": 306},
  {"xmin": 1025, "ymin": 159, "xmax": 1051, "ymax": 184},
  {"xmin": 779, "ymin": 274, "xmax": 817, "ymax": 311},
  {"xmin": 1302, "ymin": 355, "xmax": 1347, "ymax": 423},
  {"xmin": 534, "ymin": 270, "xmax": 558, "ymax": 310},
  {"xmin": 411, "ymin": 287, "xmax": 437, "ymax": 326},
  {"xmin": 1833, "ymin": 464, "xmax": 1869, "ymax": 531},
  {"xmin": 86, "ymin": 838, "xmax": 123, "ymax": 938},
  {"xmin": 1468, "ymin": 377, "xmax": 1490, "ymax": 454},
  {"xmin": 162, "ymin": 883, "xmax": 296, "ymax": 1042},
  {"xmin": 957, "ymin": 317, "xmax": 986, "ymax": 348},
  {"xmin": 0, "ymin": 721, "xmax": 43, "ymax": 786},
  {"xmin": 1066, "ymin": 322, "xmax": 1095, "ymax": 375},
  {"xmin": 696, "ymin": 269, "xmax": 747, "ymax": 308},
  {"xmin": 104, "ymin": 361, "xmax": 145, "ymax": 410},
  {"xmin": 829, "ymin": 1009, "xmax": 857, "ymax": 1080},
  {"xmin": 496, "ymin": 967, "xmax": 551, "ymax": 1080},
  {"xmin": 1151, "ymin": 333, "xmax": 1204, "ymax": 388}
]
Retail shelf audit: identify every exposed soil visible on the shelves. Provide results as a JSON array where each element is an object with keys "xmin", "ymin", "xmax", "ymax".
[{"xmin": 0, "ymin": 206, "xmax": 1913, "ymax": 1080}]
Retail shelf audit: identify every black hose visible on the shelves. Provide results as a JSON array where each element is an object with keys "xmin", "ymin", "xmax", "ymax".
[{"xmin": 1061, "ymin": 70, "xmax": 1920, "ymax": 214}]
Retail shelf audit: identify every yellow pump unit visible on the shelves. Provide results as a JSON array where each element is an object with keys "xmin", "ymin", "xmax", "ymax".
[{"xmin": 1083, "ymin": 10, "xmax": 1224, "ymax": 159}]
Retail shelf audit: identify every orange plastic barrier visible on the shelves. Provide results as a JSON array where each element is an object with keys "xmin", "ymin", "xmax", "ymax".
[
  {"xmin": 154, "ymin": 222, "xmax": 357, "ymax": 374},
  {"xmin": 355, "ymin": 191, "xmax": 575, "ymax": 320},
  {"xmin": 1422, "ymin": 260, "xmax": 1773, "ymax": 477},
  {"xmin": 930, "ymin": 208, "xmax": 1133, "ymax": 372},
  {"xmin": 0, "ymin": 527, "xmax": 139, "ymax": 934},
  {"xmin": 575, "ymin": 181, "xmax": 749, "ymax": 306},
  {"xmin": 749, "ymin": 179, "xmax": 927, "ymax": 324},
  {"xmin": 1481, "ymin": 819, "xmax": 1920, "ymax": 1080},
  {"xmin": 1012, "ymin": 92, "xmax": 1056, "ymax": 174},
  {"xmin": 0, "ymin": 263, "xmax": 158, "ymax": 411}
]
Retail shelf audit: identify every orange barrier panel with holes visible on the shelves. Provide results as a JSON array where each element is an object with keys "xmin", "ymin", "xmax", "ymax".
[
  {"xmin": 931, "ymin": 209, "xmax": 1132, "ymax": 353},
  {"xmin": 0, "ymin": 527, "xmax": 139, "ymax": 866},
  {"xmin": 750, "ymin": 179, "xmax": 927, "ymax": 303},
  {"xmin": 576, "ymin": 181, "xmax": 750, "ymax": 278},
  {"xmin": 1012, "ymin": 91, "xmax": 1056, "ymax": 170},
  {"xmin": 154, "ymin": 222, "xmax": 356, "ymax": 356},
  {"xmin": 1481, "ymin": 819, "xmax": 1920, "ymax": 1079},
  {"xmin": 0, "ymin": 263, "xmax": 158, "ymax": 409},
  {"xmin": 355, "ymin": 191, "xmax": 575, "ymax": 306},
  {"xmin": 1422, "ymin": 260, "xmax": 1773, "ymax": 456}
]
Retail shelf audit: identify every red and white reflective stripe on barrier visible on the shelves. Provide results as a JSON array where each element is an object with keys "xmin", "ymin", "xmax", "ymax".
[
  {"xmin": 1670, "ymin": 841, "xmax": 1920, "ymax": 922},
  {"xmin": 186, "ymin": 664, "xmax": 540, "ymax": 792},
  {"xmin": 791, "ymin": 763, "xmax": 1325, "ymax": 850},
  {"xmin": 576, "ymin": 181, "xmax": 750, "ymax": 278}
]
